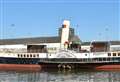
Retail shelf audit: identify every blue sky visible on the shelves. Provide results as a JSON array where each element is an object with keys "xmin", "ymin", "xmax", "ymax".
[{"xmin": 0, "ymin": 0, "xmax": 119, "ymax": 41}]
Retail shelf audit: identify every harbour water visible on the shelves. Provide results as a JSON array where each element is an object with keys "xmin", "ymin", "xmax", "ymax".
[{"xmin": 0, "ymin": 69, "xmax": 120, "ymax": 82}]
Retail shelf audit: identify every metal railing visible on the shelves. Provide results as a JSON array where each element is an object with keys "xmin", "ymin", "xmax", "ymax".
[{"xmin": 38, "ymin": 57, "xmax": 120, "ymax": 64}]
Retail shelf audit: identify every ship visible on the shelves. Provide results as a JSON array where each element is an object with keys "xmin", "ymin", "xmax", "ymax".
[{"xmin": 0, "ymin": 20, "xmax": 120, "ymax": 70}]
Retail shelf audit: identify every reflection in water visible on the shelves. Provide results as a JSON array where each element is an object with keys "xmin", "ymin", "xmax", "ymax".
[{"xmin": 0, "ymin": 69, "xmax": 120, "ymax": 82}]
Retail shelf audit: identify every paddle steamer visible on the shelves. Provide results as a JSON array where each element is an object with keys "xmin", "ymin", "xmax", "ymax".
[{"xmin": 0, "ymin": 20, "xmax": 120, "ymax": 69}]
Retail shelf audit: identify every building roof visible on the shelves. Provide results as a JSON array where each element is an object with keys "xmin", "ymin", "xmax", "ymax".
[
  {"xmin": 0, "ymin": 36, "xmax": 61, "ymax": 45},
  {"xmin": 0, "ymin": 36, "xmax": 119, "ymax": 46},
  {"xmin": 81, "ymin": 42, "xmax": 90, "ymax": 46},
  {"xmin": 69, "ymin": 35, "xmax": 81, "ymax": 44},
  {"xmin": 81, "ymin": 41, "xmax": 120, "ymax": 46},
  {"xmin": 110, "ymin": 41, "xmax": 120, "ymax": 45}
]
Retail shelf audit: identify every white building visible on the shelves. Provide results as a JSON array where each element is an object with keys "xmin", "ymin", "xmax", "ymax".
[
  {"xmin": 0, "ymin": 20, "xmax": 120, "ymax": 53},
  {"xmin": 0, "ymin": 20, "xmax": 81, "ymax": 53},
  {"xmin": 81, "ymin": 41, "xmax": 120, "ymax": 52}
]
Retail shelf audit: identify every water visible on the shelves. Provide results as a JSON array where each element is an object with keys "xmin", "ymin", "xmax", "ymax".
[{"xmin": 0, "ymin": 69, "xmax": 120, "ymax": 82}]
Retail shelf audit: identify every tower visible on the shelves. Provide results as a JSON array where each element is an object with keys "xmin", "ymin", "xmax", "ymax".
[{"xmin": 60, "ymin": 20, "xmax": 70, "ymax": 49}]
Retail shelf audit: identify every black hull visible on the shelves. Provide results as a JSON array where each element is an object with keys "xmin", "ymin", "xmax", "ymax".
[
  {"xmin": 0, "ymin": 57, "xmax": 40, "ymax": 64},
  {"xmin": 39, "ymin": 62, "xmax": 120, "ymax": 69},
  {"xmin": 0, "ymin": 57, "xmax": 120, "ymax": 69}
]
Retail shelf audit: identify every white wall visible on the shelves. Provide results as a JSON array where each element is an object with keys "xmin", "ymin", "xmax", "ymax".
[
  {"xmin": 0, "ymin": 44, "xmax": 27, "ymax": 48},
  {"xmin": 47, "ymin": 52, "xmax": 111, "ymax": 59},
  {"xmin": 81, "ymin": 45, "xmax": 90, "ymax": 51},
  {"xmin": 110, "ymin": 45, "xmax": 120, "ymax": 51},
  {"xmin": 0, "ymin": 53, "xmax": 47, "ymax": 58},
  {"xmin": 0, "ymin": 44, "xmax": 27, "ymax": 53},
  {"xmin": 0, "ymin": 43, "xmax": 61, "ymax": 53},
  {"xmin": 30, "ymin": 43, "xmax": 61, "ymax": 53}
]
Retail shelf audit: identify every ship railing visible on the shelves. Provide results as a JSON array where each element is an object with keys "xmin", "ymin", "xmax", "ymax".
[
  {"xmin": 92, "ymin": 52, "xmax": 107, "ymax": 55},
  {"xmin": 38, "ymin": 57, "xmax": 120, "ymax": 64}
]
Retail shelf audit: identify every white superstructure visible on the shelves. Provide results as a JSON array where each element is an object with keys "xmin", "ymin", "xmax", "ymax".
[{"xmin": 0, "ymin": 20, "xmax": 120, "ymax": 62}]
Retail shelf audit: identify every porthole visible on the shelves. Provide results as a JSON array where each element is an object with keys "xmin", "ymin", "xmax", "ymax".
[{"xmin": 85, "ymin": 54, "xmax": 87, "ymax": 56}]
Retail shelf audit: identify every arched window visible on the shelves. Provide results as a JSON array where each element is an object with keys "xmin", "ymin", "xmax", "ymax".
[
  {"xmin": 33, "ymin": 55, "xmax": 35, "ymax": 58},
  {"xmin": 37, "ymin": 54, "xmax": 39, "ymax": 57},
  {"xmin": 30, "ymin": 54, "xmax": 32, "ymax": 58},
  {"xmin": 18, "ymin": 54, "xmax": 20, "ymax": 57},
  {"xmin": 24, "ymin": 54, "xmax": 26, "ymax": 58},
  {"xmin": 27, "ymin": 55, "xmax": 29, "ymax": 58},
  {"xmin": 21, "ymin": 54, "xmax": 23, "ymax": 58}
]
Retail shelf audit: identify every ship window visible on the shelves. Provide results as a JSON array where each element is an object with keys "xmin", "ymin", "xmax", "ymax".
[
  {"xmin": 108, "ymin": 53, "xmax": 111, "ymax": 56},
  {"xmin": 103, "ymin": 58, "xmax": 106, "ymax": 61},
  {"xmin": 113, "ymin": 53, "xmax": 116, "ymax": 56},
  {"xmin": 99, "ymin": 58, "xmax": 102, "ymax": 61},
  {"xmin": 21, "ymin": 55, "xmax": 23, "ymax": 58},
  {"xmin": 27, "ymin": 55, "xmax": 29, "ymax": 57},
  {"xmin": 33, "ymin": 55, "xmax": 35, "ymax": 58},
  {"xmin": 85, "ymin": 54, "xmax": 87, "ymax": 56},
  {"xmin": 37, "ymin": 54, "xmax": 39, "ymax": 57},
  {"xmin": 24, "ymin": 54, "xmax": 26, "ymax": 58},
  {"xmin": 118, "ymin": 53, "xmax": 120, "ymax": 56},
  {"xmin": 18, "ymin": 54, "xmax": 20, "ymax": 57},
  {"xmin": 107, "ymin": 58, "xmax": 110, "ymax": 61}
]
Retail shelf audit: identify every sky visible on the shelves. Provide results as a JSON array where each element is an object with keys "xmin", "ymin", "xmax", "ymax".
[{"xmin": 0, "ymin": 0, "xmax": 119, "ymax": 41}]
